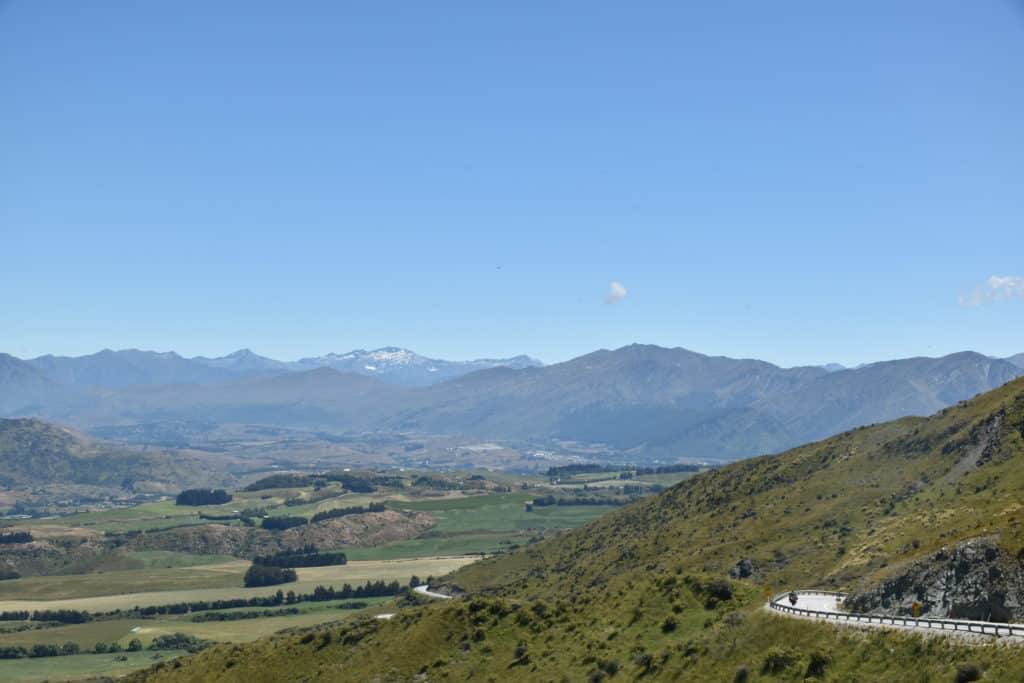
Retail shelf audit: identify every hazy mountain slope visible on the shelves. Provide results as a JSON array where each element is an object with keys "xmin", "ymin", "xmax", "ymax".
[
  {"xmin": 0, "ymin": 353, "xmax": 76, "ymax": 415},
  {"xmin": 5, "ymin": 346, "xmax": 1021, "ymax": 461},
  {"xmin": 1007, "ymin": 352, "xmax": 1024, "ymax": 369},
  {"xmin": 91, "ymin": 367, "xmax": 400, "ymax": 430},
  {"xmin": 190, "ymin": 348, "xmax": 292, "ymax": 374},
  {"xmin": 390, "ymin": 345, "xmax": 827, "ymax": 442},
  {"xmin": 133, "ymin": 378, "xmax": 1024, "ymax": 682},
  {"xmin": 389, "ymin": 346, "xmax": 1021, "ymax": 459},
  {"xmin": 0, "ymin": 418, "xmax": 230, "ymax": 491},
  {"xmin": 20, "ymin": 346, "xmax": 543, "ymax": 388},
  {"xmin": 28, "ymin": 349, "xmax": 237, "ymax": 387},
  {"xmin": 752, "ymin": 351, "xmax": 1023, "ymax": 444}
]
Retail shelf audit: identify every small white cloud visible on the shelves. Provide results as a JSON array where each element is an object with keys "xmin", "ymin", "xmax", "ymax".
[
  {"xmin": 959, "ymin": 275, "xmax": 1024, "ymax": 307},
  {"xmin": 605, "ymin": 280, "xmax": 627, "ymax": 305}
]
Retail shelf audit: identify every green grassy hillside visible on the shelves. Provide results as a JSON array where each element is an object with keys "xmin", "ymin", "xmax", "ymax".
[{"xmin": 132, "ymin": 377, "xmax": 1024, "ymax": 682}]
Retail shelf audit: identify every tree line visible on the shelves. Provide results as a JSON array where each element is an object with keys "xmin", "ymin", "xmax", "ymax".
[
  {"xmin": 0, "ymin": 579, "xmax": 406, "ymax": 625},
  {"xmin": 175, "ymin": 489, "xmax": 232, "ymax": 506},
  {"xmin": 243, "ymin": 564, "xmax": 297, "ymax": 587},
  {"xmin": 189, "ymin": 602, "xmax": 370, "ymax": 622},
  {"xmin": 546, "ymin": 463, "xmax": 701, "ymax": 478},
  {"xmin": 529, "ymin": 495, "xmax": 631, "ymax": 507},
  {"xmin": 0, "ymin": 609, "xmax": 91, "ymax": 624},
  {"xmin": 244, "ymin": 470, "xmax": 407, "ymax": 494},
  {"xmin": 0, "ymin": 633, "xmax": 207, "ymax": 660},
  {"xmin": 309, "ymin": 502, "xmax": 385, "ymax": 523},
  {"xmin": 253, "ymin": 545, "xmax": 348, "ymax": 568},
  {"xmin": 261, "ymin": 515, "xmax": 307, "ymax": 530},
  {"xmin": 0, "ymin": 531, "xmax": 32, "ymax": 544}
]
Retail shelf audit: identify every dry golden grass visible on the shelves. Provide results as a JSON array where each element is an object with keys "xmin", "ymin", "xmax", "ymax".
[{"xmin": 0, "ymin": 556, "xmax": 478, "ymax": 613}]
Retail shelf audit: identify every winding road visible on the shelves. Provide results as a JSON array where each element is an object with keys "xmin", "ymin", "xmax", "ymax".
[
  {"xmin": 769, "ymin": 590, "xmax": 1024, "ymax": 640},
  {"xmin": 414, "ymin": 584, "xmax": 453, "ymax": 600}
]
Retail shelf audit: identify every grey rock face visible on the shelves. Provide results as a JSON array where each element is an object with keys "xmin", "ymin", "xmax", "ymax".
[
  {"xmin": 729, "ymin": 558, "xmax": 757, "ymax": 579},
  {"xmin": 846, "ymin": 537, "xmax": 1024, "ymax": 622}
]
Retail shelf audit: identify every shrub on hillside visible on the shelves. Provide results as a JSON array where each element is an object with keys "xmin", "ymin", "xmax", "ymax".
[
  {"xmin": 761, "ymin": 647, "xmax": 797, "ymax": 675},
  {"xmin": 806, "ymin": 650, "xmax": 831, "ymax": 678},
  {"xmin": 955, "ymin": 663, "xmax": 982, "ymax": 683},
  {"xmin": 150, "ymin": 632, "xmax": 208, "ymax": 653}
]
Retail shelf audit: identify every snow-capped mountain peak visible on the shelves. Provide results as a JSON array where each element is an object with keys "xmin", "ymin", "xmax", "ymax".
[{"xmin": 293, "ymin": 347, "xmax": 542, "ymax": 386}]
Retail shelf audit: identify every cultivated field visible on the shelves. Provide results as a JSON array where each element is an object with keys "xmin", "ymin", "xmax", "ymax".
[
  {"xmin": 0, "ymin": 557, "xmax": 476, "ymax": 613},
  {"xmin": 0, "ymin": 465, "xmax": 670, "ymax": 680}
]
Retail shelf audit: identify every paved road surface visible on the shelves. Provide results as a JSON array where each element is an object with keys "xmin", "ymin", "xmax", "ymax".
[
  {"xmin": 414, "ymin": 585, "xmax": 453, "ymax": 600},
  {"xmin": 769, "ymin": 590, "xmax": 1024, "ymax": 640}
]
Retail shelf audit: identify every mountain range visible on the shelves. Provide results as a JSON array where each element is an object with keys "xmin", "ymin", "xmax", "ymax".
[
  {"xmin": 22, "ymin": 347, "xmax": 543, "ymax": 388},
  {"xmin": 2, "ymin": 345, "xmax": 1022, "ymax": 461}
]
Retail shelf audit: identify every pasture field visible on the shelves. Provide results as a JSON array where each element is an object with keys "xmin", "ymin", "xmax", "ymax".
[
  {"xmin": 0, "ymin": 467, "xmax": 649, "ymax": 680},
  {"xmin": 393, "ymin": 491, "xmax": 614, "ymax": 533},
  {"xmin": 0, "ymin": 556, "xmax": 477, "ymax": 613},
  {"xmin": 343, "ymin": 533, "xmax": 522, "ymax": 561},
  {"xmin": 0, "ymin": 561, "xmax": 250, "ymax": 601},
  {"xmin": 0, "ymin": 650, "xmax": 188, "ymax": 682},
  {"xmin": 0, "ymin": 597, "xmax": 392, "ymax": 649}
]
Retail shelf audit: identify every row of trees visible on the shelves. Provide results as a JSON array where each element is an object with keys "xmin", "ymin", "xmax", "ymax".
[
  {"xmin": 175, "ymin": 489, "xmax": 232, "ymax": 506},
  {"xmin": 546, "ymin": 462, "xmax": 701, "ymax": 478},
  {"xmin": 190, "ymin": 607, "xmax": 301, "ymax": 622},
  {"xmin": 309, "ymin": 502, "xmax": 385, "ymax": 523},
  {"xmin": 141, "ymin": 580, "xmax": 401, "ymax": 616},
  {"xmin": 244, "ymin": 471, "xmax": 399, "ymax": 493},
  {"xmin": 0, "ymin": 580, "xmax": 406, "ymax": 625},
  {"xmin": 0, "ymin": 639, "xmax": 141, "ymax": 659},
  {"xmin": 529, "ymin": 495, "xmax": 630, "ymax": 507},
  {"xmin": 0, "ymin": 609, "xmax": 91, "ymax": 624},
  {"xmin": 0, "ymin": 531, "xmax": 33, "ymax": 544},
  {"xmin": 244, "ymin": 473, "xmax": 316, "ymax": 491},
  {"xmin": 261, "ymin": 515, "xmax": 307, "ymax": 530},
  {"xmin": 252, "ymin": 546, "xmax": 348, "ymax": 568},
  {"xmin": 0, "ymin": 633, "xmax": 206, "ymax": 660}
]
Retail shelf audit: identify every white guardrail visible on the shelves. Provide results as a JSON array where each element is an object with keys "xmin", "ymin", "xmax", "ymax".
[{"xmin": 769, "ymin": 590, "xmax": 1024, "ymax": 638}]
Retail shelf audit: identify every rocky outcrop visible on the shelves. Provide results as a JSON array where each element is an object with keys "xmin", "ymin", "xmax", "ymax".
[
  {"xmin": 729, "ymin": 558, "xmax": 758, "ymax": 579},
  {"xmin": 0, "ymin": 535, "xmax": 108, "ymax": 577},
  {"xmin": 127, "ymin": 510, "xmax": 434, "ymax": 557},
  {"xmin": 845, "ymin": 536, "xmax": 1024, "ymax": 622}
]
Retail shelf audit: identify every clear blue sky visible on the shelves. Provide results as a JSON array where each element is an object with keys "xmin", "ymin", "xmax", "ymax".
[{"xmin": 2, "ymin": 1, "xmax": 1022, "ymax": 366}]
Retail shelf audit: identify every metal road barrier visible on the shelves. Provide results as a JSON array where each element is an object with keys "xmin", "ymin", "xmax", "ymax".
[{"xmin": 768, "ymin": 590, "xmax": 1024, "ymax": 638}]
